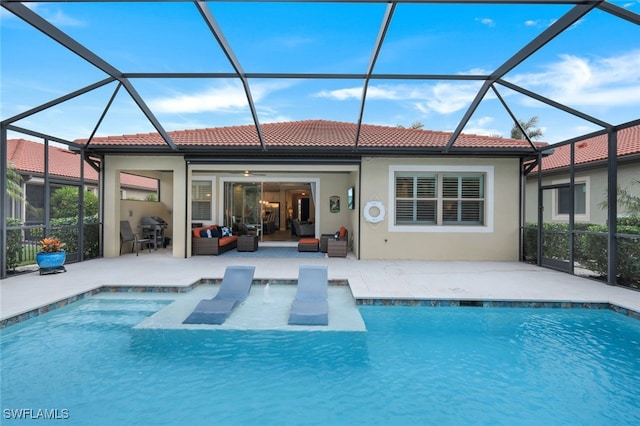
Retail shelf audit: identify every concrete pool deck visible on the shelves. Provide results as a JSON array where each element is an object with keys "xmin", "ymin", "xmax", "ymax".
[{"xmin": 2, "ymin": 247, "xmax": 640, "ymax": 325}]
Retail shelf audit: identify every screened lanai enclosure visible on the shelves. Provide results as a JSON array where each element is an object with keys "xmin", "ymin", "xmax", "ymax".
[{"xmin": 2, "ymin": 0, "xmax": 639, "ymax": 285}]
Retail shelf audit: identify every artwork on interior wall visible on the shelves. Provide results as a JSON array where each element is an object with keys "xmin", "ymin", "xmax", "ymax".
[
  {"xmin": 347, "ymin": 187, "xmax": 355, "ymax": 210},
  {"xmin": 329, "ymin": 195, "xmax": 340, "ymax": 213}
]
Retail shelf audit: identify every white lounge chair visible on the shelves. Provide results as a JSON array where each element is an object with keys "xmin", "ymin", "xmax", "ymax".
[
  {"xmin": 183, "ymin": 266, "xmax": 255, "ymax": 325},
  {"xmin": 288, "ymin": 265, "xmax": 329, "ymax": 326}
]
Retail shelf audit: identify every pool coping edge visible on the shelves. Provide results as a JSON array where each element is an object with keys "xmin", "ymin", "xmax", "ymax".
[{"xmin": 2, "ymin": 280, "xmax": 640, "ymax": 328}]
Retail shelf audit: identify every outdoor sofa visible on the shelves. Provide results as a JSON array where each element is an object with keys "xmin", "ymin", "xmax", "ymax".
[{"xmin": 191, "ymin": 225, "xmax": 238, "ymax": 255}]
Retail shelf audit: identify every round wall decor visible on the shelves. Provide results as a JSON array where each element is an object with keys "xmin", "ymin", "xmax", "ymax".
[{"xmin": 363, "ymin": 201, "xmax": 386, "ymax": 223}]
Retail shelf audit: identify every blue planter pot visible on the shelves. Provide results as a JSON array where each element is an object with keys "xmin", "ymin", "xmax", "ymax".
[{"xmin": 36, "ymin": 251, "xmax": 66, "ymax": 269}]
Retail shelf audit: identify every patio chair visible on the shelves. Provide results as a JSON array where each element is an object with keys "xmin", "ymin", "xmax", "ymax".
[
  {"xmin": 183, "ymin": 265, "xmax": 256, "ymax": 325},
  {"xmin": 119, "ymin": 220, "xmax": 152, "ymax": 256},
  {"xmin": 288, "ymin": 265, "xmax": 329, "ymax": 326},
  {"xmin": 292, "ymin": 219, "xmax": 315, "ymax": 237}
]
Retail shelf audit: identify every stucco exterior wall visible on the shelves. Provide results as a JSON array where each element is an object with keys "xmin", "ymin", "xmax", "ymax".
[
  {"xmin": 359, "ymin": 157, "xmax": 521, "ymax": 261},
  {"xmin": 524, "ymin": 162, "xmax": 640, "ymax": 225},
  {"xmin": 104, "ymin": 155, "xmax": 186, "ymax": 258},
  {"xmin": 106, "ymin": 156, "xmax": 522, "ymax": 261},
  {"xmin": 316, "ymin": 171, "xmax": 358, "ymax": 243}
]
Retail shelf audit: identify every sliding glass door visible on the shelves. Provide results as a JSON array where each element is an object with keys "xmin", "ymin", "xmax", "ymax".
[
  {"xmin": 222, "ymin": 179, "xmax": 316, "ymax": 241},
  {"xmin": 224, "ymin": 182, "xmax": 263, "ymax": 237}
]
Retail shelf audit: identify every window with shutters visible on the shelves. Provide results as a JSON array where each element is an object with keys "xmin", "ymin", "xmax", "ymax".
[
  {"xmin": 394, "ymin": 172, "xmax": 485, "ymax": 226},
  {"xmin": 192, "ymin": 180, "xmax": 212, "ymax": 221},
  {"xmin": 395, "ymin": 174, "xmax": 437, "ymax": 224},
  {"xmin": 442, "ymin": 173, "xmax": 484, "ymax": 225}
]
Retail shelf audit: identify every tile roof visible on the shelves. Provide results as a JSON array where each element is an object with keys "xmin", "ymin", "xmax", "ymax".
[
  {"xmin": 539, "ymin": 126, "xmax": 640, "ymax": 171},
  {"xmin": 78, "ymin": 120, "xmax": 544, "ymax": 151},
  {"xmin": 7, "ymin": 139, "xmax": 157, "ymax": 190},
  {"xmin": 8, "ymin": 139, "xmax": 85, "ymax": 180}
]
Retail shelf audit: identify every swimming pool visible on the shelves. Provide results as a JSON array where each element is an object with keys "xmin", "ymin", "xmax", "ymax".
[{"xmin": 2, "ymin": 297, "xmax": 640, "ymax": 425}]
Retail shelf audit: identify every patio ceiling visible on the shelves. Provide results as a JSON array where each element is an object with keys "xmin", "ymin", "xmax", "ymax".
[{"xmin": 1, "ymin": 0, "xmax": 639, "ymax": 155}]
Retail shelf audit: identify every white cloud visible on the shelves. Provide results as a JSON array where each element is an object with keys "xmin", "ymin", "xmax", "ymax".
[
  {"xmin": 150, "ymin": 83, "xmax": 247, "ymax": 113},
  {"xmin": 416, "ymin": 83, "xmax": 478, "ymax": 114},
  {"xmin": 259, "ymin": 113, "xmax": 294, "ymax": 124},
  {"xmin": 475, "ymin": 116, "xmax": 494, "ymax": 127},
  {"xmin": 524, "ymin": 19, "xmax": 556, "ymax": 29},
  {"xmin": 272, "ymin": 35, "xmax": 315, "ymax": 49},
  {"xmin": 462, "ymin": 116, "xmax": 503, "ymax": 137},
  {"xmin": 47, "ymin": 10, "xmax": 85, "ymax": 27},
  {"xmin": 22, "ymin": 5, "xmax": 86, "ymax": 27},
  {"xmin": 476, "ymin": 18, "xmax": 495, "ymax": 28},
  {"xmin": 315, "ymin": 87, "xmax": 363, "ymax": 101},
  {"xmin": 254, "ymin": 104, "xmax": 293, "ymax": 123},
  {"xmin": 462, "ymin": 127, "xmax": 502, "ymax": 137},
  {"xmin": 2, "ymin": 4, "xmax": 85, "ymax": 27},
  {"xmin": 459, "ymin": 68, "xmax": 493, "ymax": 76},
  {"xmin": 315, "ymin": 82, "xmax": 482, "ymax": 115},
  {"xmin": 510, "ymin": 50, "xmax": 640, "ymax": 108},
  {"xmin": 366, "ymin": 86, "xmax": 402, "ymax": 100},
  {"xmin": 149, "ymin": 80, "xmax": 294, "ymax": 114}
]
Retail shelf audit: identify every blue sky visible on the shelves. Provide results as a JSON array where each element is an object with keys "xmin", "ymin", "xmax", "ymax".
[{"xmin": 1, "ymin": 1, "xmax": 639, "ymax": 144}]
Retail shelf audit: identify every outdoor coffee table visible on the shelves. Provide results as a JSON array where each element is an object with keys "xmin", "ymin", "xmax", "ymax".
[{"xmin": 237, "ymin": 235, "xmax": 258, "ymax": 252}]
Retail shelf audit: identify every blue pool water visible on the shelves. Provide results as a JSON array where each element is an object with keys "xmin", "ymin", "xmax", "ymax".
[{"xmin": 2, "ymin": 298, "xmax": 640, "ymax": 425}]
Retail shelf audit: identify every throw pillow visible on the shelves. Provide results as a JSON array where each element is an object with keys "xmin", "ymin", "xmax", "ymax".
[
  {"xmin": 199, "ymin": 229, "xmax": 209, "ymax": 238},
  {"xmin": 221, "ymin": 227, "xmax": 232, "ymax": 237}
]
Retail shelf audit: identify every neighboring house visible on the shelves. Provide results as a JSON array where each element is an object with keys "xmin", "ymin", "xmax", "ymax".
[
  {"xmin": 78, "ymin": 120, "xmax": 548, "ymax": 261},
  {"xmin": 6, "ymin": 138, "xmax": 159, "ymax": 223},
  {"xmin": 525, "ymin": 126, "xmax": 640, "ymax": 225}
]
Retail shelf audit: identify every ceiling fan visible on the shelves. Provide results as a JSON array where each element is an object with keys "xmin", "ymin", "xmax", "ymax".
[{"xmin": 230, "ymin": 170, "xmax": 266, "ymax": 177}]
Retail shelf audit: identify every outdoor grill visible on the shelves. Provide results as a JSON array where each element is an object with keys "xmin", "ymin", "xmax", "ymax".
[{"xmin": 140, "ymin": 216, "xmax": 168, "ymax": 250}]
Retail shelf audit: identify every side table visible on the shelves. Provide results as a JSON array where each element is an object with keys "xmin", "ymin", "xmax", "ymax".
[
  {"xmin": 327, "ymin": 239, "xmax": 347, "ymax": 258},
  {"xmin": 237, "ymin": 235, "xmax": 258, "ymax": 252},
  {"xmin": 319, "ymin": 234, "xmax": 334, "ymax": 253}
]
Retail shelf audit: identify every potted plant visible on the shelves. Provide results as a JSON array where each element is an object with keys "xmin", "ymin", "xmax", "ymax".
[{"xmin": 36, "ymin": 237, "xmax": 66, "ymax": 269}]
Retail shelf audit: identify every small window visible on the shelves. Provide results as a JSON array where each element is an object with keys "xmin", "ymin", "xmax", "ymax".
[
  {"xmin": 551, "ymin": 177, "xmax": 590, "ymax": 222},
  {"xmin": 192, "ymin": 180, "xmax": 212, "ymax": 221},
  {"xmin": 557, "ymin": 182, "xmax": 586, "ymax": 215}
]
